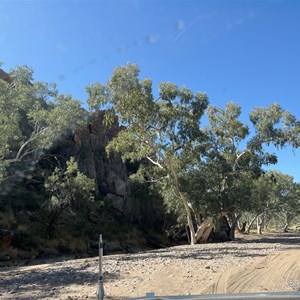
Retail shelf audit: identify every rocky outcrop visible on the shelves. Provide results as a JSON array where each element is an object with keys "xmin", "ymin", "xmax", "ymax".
[
  {"xmin": 51, "ymin": 111, "xmax": 131, "ymax": 214},
  {"xmin": 0, "ymin": 68, "xmax": 13, "ymax": 84}
]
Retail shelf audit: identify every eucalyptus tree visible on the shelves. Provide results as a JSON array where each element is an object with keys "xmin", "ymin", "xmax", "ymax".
[
  {"xmin": 271, "ymin": 172, "xmax": 300, "ymax": 232},
  {"xmin": 44, "ymin": 157, "xmax": 95, "ymax": 238},
  {"xmin": 199, "ymin": 101, "xmax": 300, "ymax": 238},
  {"xmin": 0, "ymin": 66, "xmax": 85, "ymax": 185},
  {"xmin": 86, "ymin": 64, "xmax": 209, "ymax": 244},
  {"xmin": 198, "ymin": 102, "xmax": 278, "ymax": 239},
  {"xmin": 245, "ymin": 172, "xmax": 278, "ymax": 234},
  {"xmin": 248, "ymin": 171, "xmax": 300, "ymax": 234}
]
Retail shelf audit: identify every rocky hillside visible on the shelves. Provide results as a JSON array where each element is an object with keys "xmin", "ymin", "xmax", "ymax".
[
  {"xmin": 0, "ymin": 68, "xmax": 169, "ymax": 259},
  {"xmin": 51, "ymin": 111, "xmax": 132, "ymax": 215},
  {"xmin": 0, "ymin": 68, "xmax": 13, "ymax": 84}
]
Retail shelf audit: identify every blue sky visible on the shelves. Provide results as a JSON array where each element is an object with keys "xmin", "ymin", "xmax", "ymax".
[{"xmin": 1, "ymin": 0, "xmax": 299, "ymax": 181}]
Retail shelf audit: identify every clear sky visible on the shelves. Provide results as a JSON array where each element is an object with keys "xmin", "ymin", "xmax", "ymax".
[{"xmin": 1, "ymin": 0, "xmax": 299, "ymax": 181}]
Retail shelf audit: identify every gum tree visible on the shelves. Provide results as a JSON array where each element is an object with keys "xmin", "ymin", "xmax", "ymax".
[
  {"xmin": 0, "ymin": 66, "xmax": 85, "ymax": 185},
  {"xmin": 271, "ymin": 172, "xmax": 300, "ymax": 232},
  {"xmin": 248, "ymin": 171, "xmax": 300, "ymax": 234},
  {"xmin": 180, "ymin": 102, "xmax": 299, "ymax": 240},
  {"xmin": 183, "ymin": 102, "xmax": 277, "ymax": 240},
  {"xmin": 44, "ymin": 157, "xmax": 95, "ymax": 239},
  {"xmin": 86, "ymin": 64, "xmax": 209, "ymax": 244}
]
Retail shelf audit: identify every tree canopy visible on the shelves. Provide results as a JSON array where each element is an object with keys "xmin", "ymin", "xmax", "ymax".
[
  {"xmin": 86, "ymin": 64, "xmax": 299, "ymax": 244},
  {"xmin": 86, "ymin": 64, "xmax": 212, "ymax": 244},
  {"xmin": 0, "ymin": 66, "xmax": 85, "ymax": 185}
]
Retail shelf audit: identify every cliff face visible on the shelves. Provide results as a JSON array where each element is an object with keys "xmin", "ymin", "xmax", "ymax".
[
  {"xmin": 0, "ymin": 69, "xmax": 13, "ymax": 84},
  {"xmin": 48, "ymin": 111, "xmax": 170, "ymax": 237},
  {"xmin": 52, "ymin": 111, "xmax": 131, "ymax": 214}
]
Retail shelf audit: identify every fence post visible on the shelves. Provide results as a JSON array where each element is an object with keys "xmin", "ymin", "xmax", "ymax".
[{"xmin": 97, "ymin": 234, "xmax": 104, "ymax": 300}]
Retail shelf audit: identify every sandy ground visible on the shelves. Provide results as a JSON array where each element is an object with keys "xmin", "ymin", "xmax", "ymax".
[{"xmin": 0, "ymin": 232, "xmax": 299, "ymax": 300}]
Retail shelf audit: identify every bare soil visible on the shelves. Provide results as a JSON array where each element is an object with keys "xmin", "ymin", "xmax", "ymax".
[{"xmin": 0, "ymin": 232, "xmax": 299, "ymax": 300}]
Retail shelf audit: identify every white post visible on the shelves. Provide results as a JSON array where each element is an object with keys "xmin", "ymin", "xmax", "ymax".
[{"xmin": 97, "ymin": 234, "xmax": 104, "ymax": 300}]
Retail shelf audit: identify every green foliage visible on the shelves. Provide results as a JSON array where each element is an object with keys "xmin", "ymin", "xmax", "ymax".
[
  {"xmin": 45, "ymin": 157, "xmax": 95, "ymax": 208},
  {"xmin": 87, "ymin": 64, "xmax": 208, "ymax": 163},
  {"xmin": 207, "ymin": 102, "xmax": 249, "ymax": 146},
  {"xmin": 44, "ymin": 157, "xmax": 95, "ymax": 238},
  {"xmin": 271, "ymin": 172, "xmax": 300, "ymax": 226},
  {"xmin": 86, "ymin": 64, "xmax": 210, "ymax": 243},
  {"xmin": 188, "ymin": 102, "xmax": 278, "ymax": 220},
  {"xmin": 250, "ymin": 103, "xmax": 300, "ymax": 149},
  {"xmin": 244, "ymin": 171, "xmax": 299, "ymax": 233},
  {"xmin": 0, "ymin": 65, "xmax": 86, "ymax": 184}
]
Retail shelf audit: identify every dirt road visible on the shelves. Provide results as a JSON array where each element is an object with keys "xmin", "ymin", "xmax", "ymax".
[
  {"xmin": 213, "ymin": 249, "xmax": 300, "ymax": 294},
  {"xmin": 0, "ymin": 232, "xmax": 299, "ymax": 299}
]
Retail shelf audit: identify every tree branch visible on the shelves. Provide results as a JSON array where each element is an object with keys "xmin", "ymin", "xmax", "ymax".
[
  {"xmin": 233, "ymin": 149, "xmax": 250, "ymax": 171},
  {"xmin": 146, "ymin": 156, "xmax": 164, "ymax": 169},
  {"xmin": 7, "ymin": 127, "xmax": 50, "ymax": 164}
]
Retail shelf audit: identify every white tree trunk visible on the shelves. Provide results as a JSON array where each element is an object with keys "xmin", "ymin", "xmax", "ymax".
[
  {"xmin": 229, "ymin": 215, "xmax": 239, "ymax": 240},
  {"xmin": 195, "ymin": 217, "xmax": 214, "ymax": 243},
  {"xmin": 257, "ymin": 215, "xmax": 264, "ymax": 235},
  {"xmin": 257, "ymin": 217, "xmax": 261, "ymax": 234},
  {"xmin": 245, "ymin": 214, "xmax": 258, "ymax": 234},
  {"xmin": 181, "ymin": 197, "xmax": 196, "ymax": 245},
  {"xmin": 168, "ymin": 161, "xmax": 197, "ymax": 245}
]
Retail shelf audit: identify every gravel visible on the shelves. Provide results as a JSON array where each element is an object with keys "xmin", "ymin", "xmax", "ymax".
[{"xmin": 0, "ymin": 232, "xmax": 299, "ymax": 300}]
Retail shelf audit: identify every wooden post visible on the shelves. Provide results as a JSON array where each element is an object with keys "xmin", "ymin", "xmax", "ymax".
[{"xmin": 97, "ymin": 234, "xmax": 104, "ymax": 300}]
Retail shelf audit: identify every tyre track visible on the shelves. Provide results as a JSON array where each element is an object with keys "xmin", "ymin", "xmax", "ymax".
[{"xmin": 213, "ymin": 250, "xmax": 300, "ymax": 294}]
